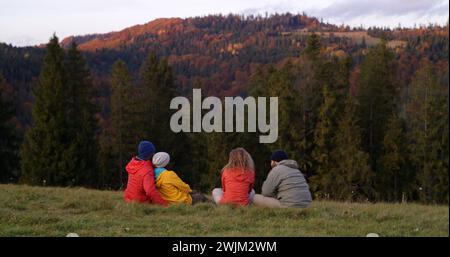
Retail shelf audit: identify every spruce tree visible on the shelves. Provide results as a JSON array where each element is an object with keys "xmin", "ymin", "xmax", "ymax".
[
  {"xmin": 138, "ymin": 54, "xmax": 192, "ymax": 184},
  {"xmin": 304, "ymin": 33, "xmax": 321, "ymax": 61},
  {"xmin": 378, "ymin": 113, "xmax": 410, "ymax": 202},
  {"xmin": 357, "ymin": 40, "xmax": 397, "ymax": 161},
  {"xmin": 138, "ymin": 54, "xmax": 175, "ymax": 147},
  {"xmin": 407, "ymin": 61, "xmax": 449, "ymax": 203},
  {"xmin": 330, "ymin": 97, "xmax": 373, "ymax": 201},
  {"xmin": 20, "ymin": 35, "xmax": 72, "ymax": 186},
  {"xmin": 98, "ymin": 128, "xmax": 117, "ymax": 189},
  {"xmin": 99, "ymin": 60, "xmax": 137, "ymax": 189},
  {"xmin": 310, "ymin": 84, "xmax": 338, "ymax": 197},
  {"xmin": 64, "ymin": 43, "xmax": 99, "ymax": 186},
  {"xmin": 298, "ymin": 33, "xmax": 336, "ymax": 177},
  {"xmin": 356, "ymin": 40, "xmax": 397, "ymax": 198},
  {"xmin": 261, "ymin": 62, "xmax": 311, "ymax": 172},
  {"xmin": 246, "ymin": 66, "xmax": 276, "ymax": 191},
  {"xmin": 0, "ymin": 74, "xmax": 19, "ymax": 183}
]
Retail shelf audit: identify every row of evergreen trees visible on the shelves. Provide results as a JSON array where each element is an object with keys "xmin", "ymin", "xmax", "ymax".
[
  {"xmin": 243, "ymin": 35, "xmax": 448, "ymax": 203},
  {"xmin": 251, "ymin": 35, "xmax": 448, "ymax": 203},
  {"xmin": 4, "ymin": 35, "xmax": 190, "ymax": 189},
  {"xmin": 98, "ymin": 53, "xmax": 191, "ymax": 189},
  {"xmin": 19, "ymin": 36, "xmax": 98, "ymax": 187},
  {"xmin": 0, "ymin": 34, "xmax": 448, "ymax": 204}
]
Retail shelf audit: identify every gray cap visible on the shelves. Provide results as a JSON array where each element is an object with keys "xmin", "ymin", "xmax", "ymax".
[{"xmin": 152, "ymin": 152, "xmax": 170, "ymax": 168}]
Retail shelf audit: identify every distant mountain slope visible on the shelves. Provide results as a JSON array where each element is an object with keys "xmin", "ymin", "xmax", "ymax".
[
  {"xmin": 59, "ymin": 13, "xmax": 438, "ymax": 96},
  {"xmin": 60, "ymin": 14, "xmax": 335, "ymax": 51},
  {"xmin": 61, "ymin": 18, "xmax": 186, "ymax": 50},
  {"xmin": 57, "ymin": 14, "xmax": 345, "ymax": 95}
]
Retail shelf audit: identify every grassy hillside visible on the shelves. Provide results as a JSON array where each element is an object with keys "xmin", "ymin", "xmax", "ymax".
[{"xmin": 0, "ymin": 184, "xmax": 448, "ymax": 237}]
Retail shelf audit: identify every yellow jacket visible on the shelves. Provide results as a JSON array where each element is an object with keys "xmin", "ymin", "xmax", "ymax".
[{"xmin": 156, "ymin": 170, "xmax": 192, "ymax": 205}]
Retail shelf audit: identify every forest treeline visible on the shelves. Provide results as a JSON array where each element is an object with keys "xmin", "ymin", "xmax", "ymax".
[{"xmin": 0, "ymin": 14, "xmax": 448, "ymax": 204}]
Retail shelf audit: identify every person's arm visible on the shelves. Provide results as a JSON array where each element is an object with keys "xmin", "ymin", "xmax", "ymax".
[
  {"xmin": 261, "ymin": 169, "xmax": 279, "ymax": 197},
  {"xmin": 143, "ymin": 172, "xmax": 168, "ymax": 206},
  {"xmin": 166, "ymin": 171, "xmax": 192, "ymax": 193},
  {"xmin": 248, "ymin": 171, "xmax": 255, "ymax": 193},
  {"xmin": 221, "ymin": 170, "xmax": 226, "ymax": 192}
]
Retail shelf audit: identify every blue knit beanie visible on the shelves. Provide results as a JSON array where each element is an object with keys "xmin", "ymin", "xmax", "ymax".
[
  {"xmin": 137, "ymin": 141, "xmax": 156, "ymax": 161},
  {"xmin": 271, "ymin": 150, "xmax": 288, "ymax": 162}
]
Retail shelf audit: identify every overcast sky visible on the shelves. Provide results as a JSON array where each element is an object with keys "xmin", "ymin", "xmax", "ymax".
[{"xmin": 0, "ymin": 0, "xmax": 448, "ymax": 46}]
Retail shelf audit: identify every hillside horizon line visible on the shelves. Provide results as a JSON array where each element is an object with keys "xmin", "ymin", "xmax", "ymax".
[{"xmin": 2, "ymin": 12, "xmax": 449, "ymax": 48}]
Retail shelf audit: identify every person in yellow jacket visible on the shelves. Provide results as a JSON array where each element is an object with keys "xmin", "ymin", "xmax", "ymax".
[{"xmin": 152, "ymin": 152, "xmax": 193, "ymax": 205}]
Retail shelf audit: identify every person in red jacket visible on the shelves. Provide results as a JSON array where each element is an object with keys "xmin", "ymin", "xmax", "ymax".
[
  {"xmin": 212, "ymin": 148, "xmax": 255, "ymax": 206},
  {"xmin": 124, "ymin": 141, "xmax": 167, "ymax": 206}
]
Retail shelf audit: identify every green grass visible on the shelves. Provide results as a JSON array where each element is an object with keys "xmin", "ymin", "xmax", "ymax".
[{"xmin": 0, "ymin": 184, "xmax": 448, "ymax": 237}]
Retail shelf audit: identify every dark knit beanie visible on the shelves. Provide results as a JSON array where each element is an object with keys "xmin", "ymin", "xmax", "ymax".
[
  {"xmin": 137, "ymin": 141, "xmax": 156, "ymax": 161},
  {"xmin": 270, "ymin": 150, "xmax": 288, "ymax": 162}
]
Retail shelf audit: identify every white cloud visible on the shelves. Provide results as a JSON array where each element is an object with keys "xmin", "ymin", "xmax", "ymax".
[
  {"xmin": 314, "ymin": 0, "xmax": 448, "ymax": 24},
  {"xmin": 238, "ymin": 0, "xmax": 448, "ymax": 27}
]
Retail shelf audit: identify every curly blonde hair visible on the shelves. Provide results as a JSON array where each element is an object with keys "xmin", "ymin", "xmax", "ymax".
[{"xmin": 224, "ymin": 147, "xmax": 255, "ymax": 171}]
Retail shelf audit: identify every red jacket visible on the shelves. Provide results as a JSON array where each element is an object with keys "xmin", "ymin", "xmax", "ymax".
[
  {"xmin": 124, "ymin": 157, "xmax": 167, "ymax": 206},
  {"xmin": 220, "ymin": 167, "xmax": 255, "ymax": 206}
]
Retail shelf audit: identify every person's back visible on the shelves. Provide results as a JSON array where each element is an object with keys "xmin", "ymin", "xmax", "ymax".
[
  {"xmin": 123, "ymin": 141, "xmax": 167, "ymax": 206},
  {"xmin": 124, "ymin": 158, "xmax": 151, "ymax": 202},
  {"xmin": 153, "ymin": 152, "xmax": 193, "ymax": 205},
  {"xmin": 212, "ymin": 148, "xmax": 256, "ymax": 206},
  {"xmin": 262, "ymin": 159, "xmax": 312, "ymax": 207},
  {"xmin": 156, "ymin": 169, "xmax": 192, "ymax": 204},
  {"xmin": 220, "ymin": 167, "xmax": 255, "ymax": 206}
]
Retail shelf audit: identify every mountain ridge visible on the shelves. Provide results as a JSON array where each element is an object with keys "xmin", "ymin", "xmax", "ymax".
[
  {"xmin": 61, "ymin": 17, "xmax": 186, "ymax": 50},
  {"xmin": 57, "ymin": 13, "xmax": 448, "ymax": 53},
  {"xmin": 60, "ymin": 14, "xmax": 330, "ymax": 51}
]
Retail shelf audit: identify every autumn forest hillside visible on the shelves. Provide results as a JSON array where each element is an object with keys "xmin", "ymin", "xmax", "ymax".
[{"xmin": 1, "ymin": 13, "xmax": 448, "ymax": 128}]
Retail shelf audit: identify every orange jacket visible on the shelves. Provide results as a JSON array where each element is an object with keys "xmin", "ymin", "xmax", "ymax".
[
  {"xmin": 124, "ymin": 157, "xmax": 167, "ymax": 206},
  {"xmin": 220, "ymin": 167, "xmax": 255, "ymax": 206}
]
